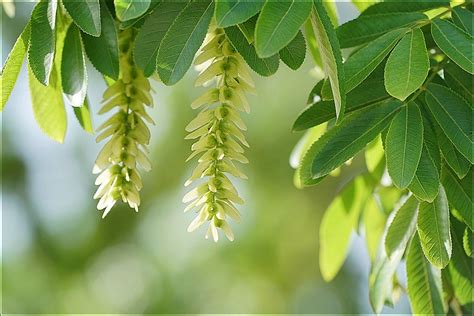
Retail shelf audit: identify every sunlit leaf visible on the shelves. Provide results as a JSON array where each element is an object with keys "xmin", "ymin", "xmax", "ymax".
[
  {"xmin": 215, "ymin": 0, "xmax": 264, "ymax": 28},
  {"xmin": 63, "ymin": 0, "xmax": 101, "ymax": 36},
  {"xmin": 115, "ymin": 0, "xmax": 151, "ymax": 22},
  {"xmin": 442, "ymin": 166, "xmax": 473, "ymax": 231}
]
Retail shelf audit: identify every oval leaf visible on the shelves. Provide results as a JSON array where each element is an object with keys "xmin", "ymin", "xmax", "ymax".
[
  {"xmin": 417, "ymin": 186, "xmax": 452, "ymax": 268},
  {"xmin": 73, "ymin": 97, "xmax": 94, "ymax": 134},
  {"xmin": 255, "ymin": 0, "xmax": 311, "ymax": 58},
  {"xmin": 157, "ymin": 1, "xmax": 214, "ymax": 85},
  {"xmin": 279, "ymin": 30, "xmax": 306, "ymax": 70},
  {"xmin": 63, "ymin": 0, "xmax": 101, "ymax": 36},
  {"xmin": 452, "ymin": 6, "xmax": 473, "ymax": 36},
  {"xmin": 215, "ymin": 0, "xmax": 264, "ymax": 28},
  {"xmin": 431, "ymin": 18, "xmax": 473, "ymax": 74},
  {"xmin": 385, "ymin": 28, "xmax": 429, "ymax": 101},
  {"xmin": 444, "ymin": 61, "xmax": 473, "ymax": 104},
  {"xmin": 385, "ymin": 102, "xmax": 424, "ymax": 189},
  {"xmin": 442, "ymin": 166, "xmax": 473, "ymax": 231},
  {"xmin": 115, "ymin": 0, "xmax": 151, "ymax": 22}
]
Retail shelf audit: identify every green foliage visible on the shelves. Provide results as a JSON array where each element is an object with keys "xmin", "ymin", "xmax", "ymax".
[
  {"xmin": 62, "ymin": 0, "xmax": 101, "ymax": 36},
  {"xmin": 279, "ymin": 30, "xmax": 306, "ymax": 70},
  {"xmin": 215, "ymin": 0, "xmax": 263, "ymax": 28},
  {"xmin": 114, "ymin": 0, "xmax": 151, "ymax": 22}
]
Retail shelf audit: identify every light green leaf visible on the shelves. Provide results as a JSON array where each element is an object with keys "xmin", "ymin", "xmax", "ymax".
[
  {"xmin": 385, "ymin": 102, "xmax": 423, "ymax": 189},
  {"xmin": 63, "ymin": 0, "xmax": 100, "ymax": 36},
  {"xmin": 28, "ymin": 0, "xmax": 57, "ymax": 85},
  {"xmin": 425, "ymin": 83, "xmax": 473, "ymax": 163},
  {"xmin": 385, "ymin": 196, "xmax": 419, "ymax": 257},
  {"xmin": 61, "ymin": 24, "xmax": 87, "ymax": 107},
  {"xmin": 442, "ymin": 166, "xmax": 473, "ymax": 231},
  {"xmin": 344, "ymin": 28, "xmax": 406, "ymax": 93},
  {"xmin": 73, "ymin": 97, "xmax": 94, "ymax": 134},
  {"xmin": 310, "ymin": 1, "xmax": 346, "ymax": 121},
  {"xmin": 224, "ymin": 26, "xmax": 279, "ymax": 76},
  {"xmin": 156, "ymin": 0, "xmax": 214, "ymax": 85},
  {"xmin": 134, "ymin": 1, "xmax": 188, "ymax": 77},
  {"xmin": 115, "ymin": 0, "xmax": 151, "ymax": 22},
  {"xmin": 417, "ymin": 186, "xmax": 452, "ymax": 268},
  {"xmin": 82, "ymin": 3, "xmax": 119, "ymax": 80},
  {"xmin": 255, "ymin": 0, "xmax": 311, "ymax": 58},
  {"xmin": 1, "ymin": 22, "xmax": 30, "ymax": 111},
  {"xmin": 320, "ymin": 177, "xmax": 367, "ymax": 281},
  {"xmin": 215, "ymin": 0, "xmax": 263, "ymax": 28},
  {"xmin": 431, "ymin": 18, "xmax": 473, "ymax": 74},
  {"xmin": 452, "ymin": 6, "xmax": 473, "ymax": 37},
  {"xmin": 464, "ymin": 228, "xmax": 473, "ymax": 257},
  {"xmin": 444, "ymin": 61, "xmax": 473, "ymax": 104},
  {"xmin": 406, "ymin": 233, "xmax": 445, "ymax": 315},
  {"xmin": 365, "ymin": 135, "xmax": 385, "ymax": 174},
  {"xmin": 279, "ymin": 30, "xmax": 306, "ymax": 70},
  {"xmin": 293, "ymin": 76, "xmax": 390, "ymax": 131},
  {"xmin": 447, "ymin": 218, "xmax": 473, "ymax": 306},
  {"xmin": 304, "ymin": 19, "xmax": 322, "ymax": 68},
  {"xmin": 384, "ymin": 28, "xmax": 429, "ymax": 101},
  {"xmin": 364, "ymin": 195, "xmax": 387, "ymax": 262},
  {"xmin": 337, "ymin": 12, "xmax": 427, "ymax": 48},
  {"xmin": 301, "ymin": 100, "xmax": 401, "ymax": 183}
]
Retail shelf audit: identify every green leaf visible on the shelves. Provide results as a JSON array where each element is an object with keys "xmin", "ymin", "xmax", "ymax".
[
  {"xmin": 384, "ymin": 28, "xmax": 429, "ymax": 101},
  {"xmin": 385, "ymin": 196, "xmax": 419, "ymax": 257},
  {"xmin": 452, "ymin": 6, "xmax": 473, "ymax": 36},
  {"xmin": 82, "ymin": 3, "xmax": 119, "ymax": 80},
  {"xmin": 407, "ymin": 115, "xmax": 441, "ymax": 201},
  {"xmin": 215, "ymin": 0, "xmax": 263, "ymax": 28},
  {"xmin": 279, "ymin": 30, "xmax": 306, "ymax": 70},
  {"xmin": 63, "ymin": 0, "xmax": 101, "ymax": 36},
  {"xmin": 255, "ymin": 0, "xmax": 311, "ymax": 58},
  {"xmin": 464, "ymin": 228, "xmax": 473, "ymax": 257},
  {"xmin": 417, "ymin": 186, "xmax": 452, "ymax": 268},
  {"xmin": 431, "ymin": 18, "xmax": 473, "ymax": 74},
  {"xmin": 365, "ymin": 135, "xmax": 385, "ymax": 174},
  {"xmin": 320, "ymin": 177, "xmax": 367, "ymax": 281},
  {"xmin": 61, "ymin": 24, "xmax": 87, "ymax": 107},
  {"xmin": 425, "ymin": 83, "xmax": 473, "ymax": 163},
  {"xmin": 337, "ymin": 12, "xmax": 427, "ymax": 48},
  {"xmin": 156, "ymin": 0, "xmax": 214, "ymax": 85},
  {"xmin": 385, "ymin": 102, "xmax": 424, "ymax": 189},
  {"xmin": 134, "ymin": 1, "xmax": 188, "ymax": 77},
  {"xmin": 364, "ymin": 195, "xmax": 387, "ymax": 262},
  {"xmin": 73, "ymin": 97, "xmax": 94, "ymax": 134},
  {"xmin": 293, "ymin": 77, "xmax": 390, "ymax": 131},
  {"xmin": 406, "ymin": 233, "xmax": 445, "ymax": 315},
  {"xmin": 28, "ymin": 0, "xmax": 58, "ymax": 85},
  {"xmin": 28, "ymin": 65, "xmax": 67, "ymax": 143},
  {"xmin": 444, "ymin": 61, "xmax": 473, "ymax": 104},
  {"xmin": 447, "ymin": 218, "xmax": 474, "ymax": 306},
  {"xmin": 442, "ymin": 167, "xmax": 473, "ymax": 231},
  {"xmin": 304, "ymin": 19, "xmax": 322, "ymax": 68},
  {"xmin": 224, "ymin": 26, "xmax": 279, "ymax": 76},
  {"xmin": 115, "ymin": 0, "xmax": 151, "ymax": 22},
  {"xmin": 237, "ymin": 14, "xmax": 257, "ymax": 43},
  {"xmin": 1, "ymin": 22, "xmax": 30, "ymax": 111},
  {"xmin": 361, "ymin": 1, "xmax": 449, "ymax": 16},
  {"xmin": 344, "ymin": 28, "xmax": 406, "ymax": 93},
  {"xmin": 301, "ymin": 100, "xmax": 401, "ymax": 182},
  {"xmin": 310, "ymin": 1, "xmax": 346, "ymax": 122}
]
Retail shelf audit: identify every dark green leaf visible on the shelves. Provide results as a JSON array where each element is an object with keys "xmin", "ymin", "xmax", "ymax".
[
  {"xmin": 425, "ymin": 83, "xmax": 473, "ymax": 163},
  {"xmin": 337, "ymin": 12, "xmax": 427, "ymax": 48},
  {"xmin": 134, "ymin": 1, "xmax": 188, "ymax": 76},
  {"xmin": 385, "ymin": 196, "xmax": 419, "ymax": 257},
  {"xmin": 417, "ymin": 186, "xmax": 452, "ymax": 268},
  {"xmin": 279, "ymin": 30, "xmax": 306, "ymax": 70},
  {"xmin": 63, "ymin": 0, "xmax": 101, "ymax": 36},
  {"xmin": 385, "ymin": 28, "xmax": 429, "ymax": 101},
  {"xmin": 442, "ymin": 167, "xmax": 473, "ymax": 231},
  {"xmin": 406, "ymin": 233, "xmax": 445, "ymax": 315},
  {"xmin": 255, "ymin": 0, "xmax": 311, "ymax": 58},
  {"xmin": 73, "ymin": 98, "xmax": 94, "ymax": 134},
  {"xmin": 431, "ymin": 18, "xmax": 473, "ymax": 74},
  {"xmin": 115, "ymin": 0, "xmax": 151, "ymax": 22},
  {"xmin": 28, "ymin": 0, "xmax": 57, "ymax": 85},
  {"xmin": 301, "ymin": 100, "xmax": 401, "ymax": 182},
  {"xmin": 215, "ymin": 0, "xmax": 263, "ymax": 28},
  {"xmin": 452, "ymin": 6, "xmax": 473, "ymax": 36},
  {"xmin": 237, "ymin": 15, "xmax": 257, "ymax": 43},
  {"xmin": 464, "ymin": 228, "xmax": 473, "ymax": 257},
  {"xmin": 1, "ymin": 22, "xmax": 30, "ymax": 111},
  {"xmin": 82, "ymin": 3, "xmax": 119, "ymax": 80},
  {"xmin": 61, "ymin": 24, "xmax": 87, "ymax": 107},
  {"xmin": 224, "ymin": 26, "xmax": 279, "ymax": 76},
  {"xmin": 444, "ymin": 61, "xmax": 473, "ymax": 104},
  {"xmin": 361, "ymin": 1, "xmax": 449, "ymax": 16},
  {"xmin": 156, "ymin": 0, "xmax": 214, "ymax": 85},
  {"xmin": 385, "ymin": 102, "xmax": 424, "ymax": 189},
  {"xmin": 310, "ymin": 2, "xmax": 346, "ymax": 122},
  {"xmin": 293, "ymin": 77, "xmax": 390, "ymax": 131}
]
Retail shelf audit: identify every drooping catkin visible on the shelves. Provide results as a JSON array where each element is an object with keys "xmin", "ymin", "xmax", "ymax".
[
  {"xmin": 184, "ymin": 28, "xmax": 256, "ymax": 242},
  {"xmin": 93, "ymin": 28, "xmax": 154, "ymax": 218}
]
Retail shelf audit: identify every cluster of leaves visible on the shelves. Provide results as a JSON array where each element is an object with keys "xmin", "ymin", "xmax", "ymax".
[{"xmin": 291, "ymin": 0, "xmax": 473, "ymax": 314}]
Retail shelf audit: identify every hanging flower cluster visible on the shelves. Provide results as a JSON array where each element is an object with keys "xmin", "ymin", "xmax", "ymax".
[
  {"xmin": 184, "ymin": 28, "xmax": 255, "ymax": 242},
  {"xmin": 93, "ymin": 28, "xmax": 154, "ymax": 218}
]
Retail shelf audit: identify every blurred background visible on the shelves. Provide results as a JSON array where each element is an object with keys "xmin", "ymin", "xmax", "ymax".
[{"xmin": 1, "ymin": 2, "xmax": 412, "ymax": 314}]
